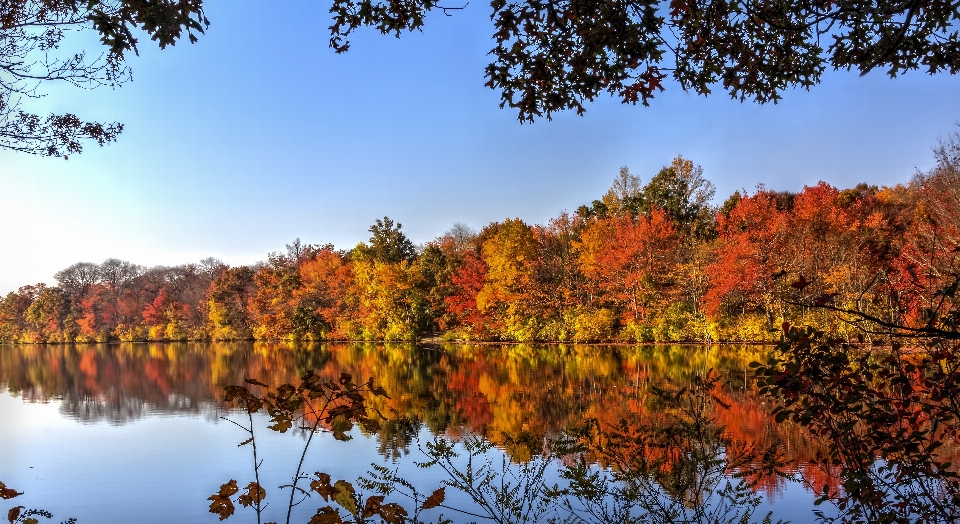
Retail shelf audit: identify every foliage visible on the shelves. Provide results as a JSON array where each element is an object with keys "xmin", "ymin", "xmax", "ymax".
[
  {"xmin": 562, "ymin": 372, "xmax": 784, "ymax": 524},
  {"xmin": 0, "ymin": 481, "xmax": 75, "ymax": 524},
  {"xmin": 210, "ymin": 363, "xmax": 792, "ymax": 524},
  {"xmin": 575, "ymin": 208, "xmax": 682, "ymax": 327},
  {"xmin": 356, "ymin": 217, "xmax": 417, "ymax": 265},
  {"xmin": 1, "ymin": 0, "xmax": 208, "ymax": 156},
  {"xmin": 626, "ymin": 157, "xmax": 717, "ymax": 238},
  {"xmin": 208, "ymin": 266, "xmax": 257, "ymax": 341},
  {"xmin": 755, "ymin": 325, "xmax": 960, "ymax": 524},
  {"xmin": 350, "ymin": 257, "xmax": 426, "ymax": 341},
  {"xmin": 213, "ymin": 372, "xmax": 407, "ymax": 524},
  {"xmin": 476, "ymin": 218, "xmax": 540, "ymax": 340},
  {"xmin": 1, "ymin": 137, "xmax": 958, "ymax": 343},
  {"xmin": 577, "ymin": 156, "xmax": 714, "ymax": 230},
  {"xmin": 441, "ymin": 251, "xmax": 490, "ymax": 339},
  {"xmin": 330, "ymin": 0, "xmax": 960, "ymax": 121}
]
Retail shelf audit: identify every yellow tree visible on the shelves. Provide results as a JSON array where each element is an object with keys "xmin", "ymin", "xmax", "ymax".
[
  {"xmin": 476, "ymin": 218, "xmax": 539, "ymax": 340},
  {"xmin": 349, "ymin": 218, "xmax": 426, "ymax": 340},
  {"xmin": 350, "ymin": 252, "xmax": 425, "ymax": 340}
]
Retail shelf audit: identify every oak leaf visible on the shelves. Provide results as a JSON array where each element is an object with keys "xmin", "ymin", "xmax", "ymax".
[
  {"xmin": 361, "ymin": 495, "xmax": 384, "ymax": 518},
  {"xmin": 208, "ymin": 480, "xmax": 238, "ymax": 520},
  {"xmin": 268, "ymin": 414, "xmax": 293, "ymax": 433},
  {"xmin": 207, "ymin": 495, "xmax": 235, "ymax": 520},
  {"xmin": 238, "ymin": 482, "xmax": 265, "ymax": 507}
]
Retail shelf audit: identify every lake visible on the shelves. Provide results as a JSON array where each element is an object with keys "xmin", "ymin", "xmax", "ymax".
[{"xmin": 0, "ymin": 342, "xmax": 825, "ymax": 523}]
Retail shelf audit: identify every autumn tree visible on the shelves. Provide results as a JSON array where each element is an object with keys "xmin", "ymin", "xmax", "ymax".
[
  {"xmin": 251, "ymin": 252, "xmax": 303, "ymax": 339},
  {"xmin": 142, "ymin": 288, "xmax": 190, "ymax": 340},
  {"xmin": 76, "ymin": 283, "xmax": 118, "ymax": 342},
  {"xmin": 474, "ymin": 218, "xmax": 546, "ymax": 340},
  {"xmin": 576, "ymin": 209, "xmax": 683, "ymax": 340},
  {"xmin": 705, "ymin": 188, "xmax": 795, "ymax": 338},
  {"xmin": 420, "ymin": 223, "xmax": 478, "ymax": 334},
  {"xmin": 294, "ymin": 246, "xmax": 353, "ymax": 339},
  {"xmin": 95, "ymin": 261, "xmax": 215, "ymax": 341},
  {"xmin": 529, "ymin": 214, "xmax": 590, "ymax": 340},
  {"xmin": 1, "ymin": 0, "xmax": 209, "ymax": 156},
  {"xmin": 0, "ymin": 285, "xmax": 38, "ymax": 342},
  {"xmin": 575, "ymin": 158, "xmax": 717, "ymax": 340},
  {"xmin": 784, "ymin": 182, "xmax": 911, "ymax": 336},
  {"xmin": 350, "ymin": 218, "xmax": 427, "ymax": 340},
  {"xmin": 892, "ymin": 135, "xmax": 960, "ymax": 334},
  {"xmin": 351, "ymin": 254, "xmax": 426, "ymax": 340},
  {"xmin": 23, "ymin": 284, "xmax": 74, "ymax": 342},
  {"xmin": 330, "ymin": 0, "xmax": 960, "ymax": 121},
  {"xmin": 706, "ymin": 181, "xmax": 919, "ymax": 340},
  {"xmin": 162, "ymin": 262, "xmax": 218, "ymax": 336},
  {"xmin": 443, "ymin": 250, "xmax": 491, "ymax": 339},
  {"xmin": 206, "ymin": 266, "xmax": 256, "ymax": 341}
]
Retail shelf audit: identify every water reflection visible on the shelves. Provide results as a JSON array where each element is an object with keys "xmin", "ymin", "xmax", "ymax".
[
  {"xmin": 0, "ymin": 342, "xmax": 822, "ymax": 491},
  {"xmin": 0, "ymin": 342, "xmax": 765, "ymax": 425},
  {"xmin": 1, "ymin": 342, "xmax": 842, "ymax": 523}
]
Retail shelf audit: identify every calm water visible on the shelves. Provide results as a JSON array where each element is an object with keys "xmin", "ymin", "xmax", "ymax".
[{"xmin": 0, "ymin": 342, "xmax": 823, "ymax": 523}]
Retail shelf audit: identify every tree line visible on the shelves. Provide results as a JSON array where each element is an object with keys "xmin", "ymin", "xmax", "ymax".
[{"xmin": 2, "ymin": 141, "xmax": 958, "ymax": 344}]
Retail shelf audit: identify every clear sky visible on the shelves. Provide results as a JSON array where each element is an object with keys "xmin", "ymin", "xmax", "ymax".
[{"xmin": 2, "ymin": 0, "xmax": 960, "ymax": 294}]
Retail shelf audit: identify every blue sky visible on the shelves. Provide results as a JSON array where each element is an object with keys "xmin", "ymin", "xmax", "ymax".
[{"xmin": 2, "ymin": 0, "xmax": 960, "ymax": 294}]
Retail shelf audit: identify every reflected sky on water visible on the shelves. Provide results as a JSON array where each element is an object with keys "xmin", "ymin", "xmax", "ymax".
[{"xmin": 0, "ymin": 342, "xmax": 823, "ymax": 523}]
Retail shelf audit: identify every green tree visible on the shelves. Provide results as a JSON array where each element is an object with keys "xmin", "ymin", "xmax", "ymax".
[
  {"xmin": 626, "ymin": 156, "xmax": 716, "ymax": 237},
  {"xmin": 580, "ymin": 157, "xmax": 716, "ymax": 237},
  {"xmin": 414, "ymin": 244, "xmax": 453, "ymax": 334},
  {"xmin": 358, "ymin": 217, "xmax": 417, "ymax": 264}
]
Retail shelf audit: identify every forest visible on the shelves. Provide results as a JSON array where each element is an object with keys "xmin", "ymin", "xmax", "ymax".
[{"xmin": 2, "ymin": 138, "xmax": 958, "ymax": 345}]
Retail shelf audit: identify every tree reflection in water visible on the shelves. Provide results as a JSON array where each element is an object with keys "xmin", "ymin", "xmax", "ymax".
[
  {"xmin": 211, "ymin": 370, "xmax": 786, "ymax": 524},
  {"xmin": 1, "ymin": 342, "xmax": 811, "ymax": 522}
]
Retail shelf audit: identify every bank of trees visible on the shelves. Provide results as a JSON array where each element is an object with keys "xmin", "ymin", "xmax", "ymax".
[{"xmin": 2, "ymin": 145, "xmax": 958, "ymax": 343}]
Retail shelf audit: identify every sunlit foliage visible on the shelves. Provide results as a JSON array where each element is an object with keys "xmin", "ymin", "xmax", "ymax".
[{"xmin": 2, "ymin": 138, "xmax": 959, "ymax": 343}]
